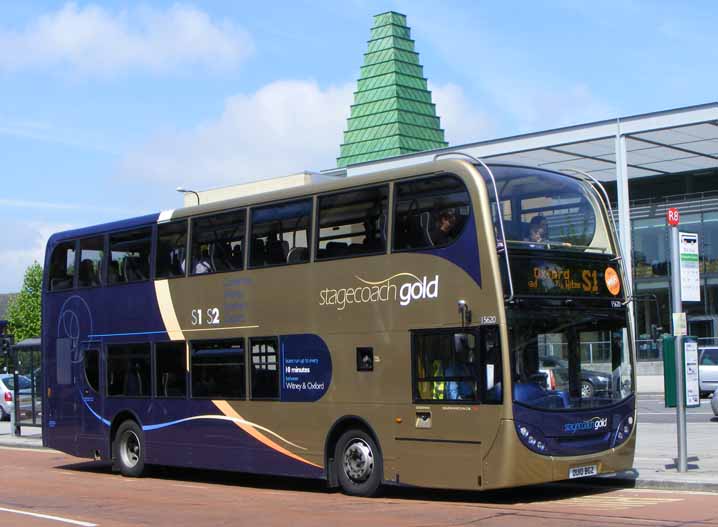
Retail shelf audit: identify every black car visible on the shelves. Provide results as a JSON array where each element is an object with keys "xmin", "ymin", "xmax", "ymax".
[{"xmin": 539, "ymin": 357, "xmax": 611, "ymax": 398}]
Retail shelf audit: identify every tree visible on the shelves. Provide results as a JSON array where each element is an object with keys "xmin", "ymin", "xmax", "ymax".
[{"xmin": 7, "ymin": 262, "xmax": 43, "ymax": 342}]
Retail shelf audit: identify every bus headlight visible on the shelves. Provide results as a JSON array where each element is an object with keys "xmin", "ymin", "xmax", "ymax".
[
  {"xmin": 515, "ymin": 422, "xmax": 548, "ymax": 455},
  {"xmin": 612, "ymin": 414, "xmax": 634, "ymax": 447}
]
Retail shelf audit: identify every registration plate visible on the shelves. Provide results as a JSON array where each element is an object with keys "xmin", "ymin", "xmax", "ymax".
[{"xmin": 569, "ymin": 464, "xmax": 597, "ymax": 479}]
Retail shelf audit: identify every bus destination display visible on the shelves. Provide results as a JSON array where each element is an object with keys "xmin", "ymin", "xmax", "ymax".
[{"xmin": 512, "ymin": 258, "xmax": 622, "ymax": 297}]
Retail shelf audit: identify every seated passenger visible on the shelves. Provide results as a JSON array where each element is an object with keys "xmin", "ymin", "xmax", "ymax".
[
  {"xmin": 230, "ymin": 244, "xmax": 243, "ymax": 269},
  {"xmin": 78, "ymin": 259, "xmax": 97, "ymax": 286},
  {"xmin": 430, "ymin": 208, "xmax": 457, "ymax": 246},
  {"xmin": 525, "ymin": 216, "xmax": 548, "ymax": 246},
  {"xmin": 194, "ymin": 248, "xmax": 212, "ymax": 274}
]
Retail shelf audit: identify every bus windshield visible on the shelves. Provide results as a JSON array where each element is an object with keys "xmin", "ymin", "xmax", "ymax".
[
  {"xmin": 509, "ymin": 308, "xmax": 633, "ymax": 410},
  {"xmin": 482, "ymin": 165, "xmax": 614, "ymax": 254}
]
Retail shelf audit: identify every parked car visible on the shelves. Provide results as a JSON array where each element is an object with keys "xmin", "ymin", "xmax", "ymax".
[
  {"xmin": 539, "ymin": 357, "xmax": 611, "ymax": 398},
  {"xmin": 712, "ymin": 387, "xmax": 718, "ymax": 417},
  {"xmin": 0, "ymin": 374, "xmax": 33, "ymax": 421},
  {"xmin": 699, "ymin": 347, "xmax": 718, "ymax": 398}
]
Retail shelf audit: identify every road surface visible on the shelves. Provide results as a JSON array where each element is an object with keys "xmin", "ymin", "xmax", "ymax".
[{"xmin": 1, "ymin": 447, "xmax": 718, "ymax": 527}]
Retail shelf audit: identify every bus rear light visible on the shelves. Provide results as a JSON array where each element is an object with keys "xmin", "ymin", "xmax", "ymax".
[{"xmin": 4, "ymin": 392, "xmax": 11, "ymax": 402}]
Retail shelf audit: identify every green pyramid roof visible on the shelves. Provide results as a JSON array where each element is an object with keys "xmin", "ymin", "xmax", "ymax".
[{"xmin": 337, "ymin": 11, "xmax": 448, "ymax": 167}]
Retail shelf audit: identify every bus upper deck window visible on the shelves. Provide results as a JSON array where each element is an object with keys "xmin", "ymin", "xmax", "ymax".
[
  {"xmin": 156, "ymin": 221, "xmax": 188, "ymax": 279},
  {"xmin": 249, "ymin": 199, "xmax": 312, "ymax": 268},
  {"xmin": 317, "ymin": 185, "xmax": 388, "ymax": 260},
  {"xmin": 190, "ymin": 209, "xmax": 245, "ymax": 276},
  {"xmin": 109, "ymin": 228, "xmax": 151, "ymax": 284},
  {"xmin": 78, "ymin": 236, "xmax": 104, "ymax": 288},
  {"xmin": 49, "ymin": 241, "xmax": 76, "ymax": 291},
  {"xmin": 393, "ymin": 175, "xmax": 471, "ymax": 251}
]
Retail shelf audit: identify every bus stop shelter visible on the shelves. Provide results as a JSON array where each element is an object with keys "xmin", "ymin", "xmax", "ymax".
[{"xmin": 9, "ymin": 337, "xmax": 42, "ymax": 435}]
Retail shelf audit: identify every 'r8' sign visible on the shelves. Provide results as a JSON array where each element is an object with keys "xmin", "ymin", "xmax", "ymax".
[{"xmin": 667, "ymin": 207, "xmax": 680, "ymax": 227}]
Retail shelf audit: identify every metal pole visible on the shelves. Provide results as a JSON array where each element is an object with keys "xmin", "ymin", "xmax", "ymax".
[
  {"xmin": 12, "ymin": 368, "xmax": 20, "ymax": 437},
  {"xmin": 670, "ymin": 225, "xmax": 688, "ymax": 472}
]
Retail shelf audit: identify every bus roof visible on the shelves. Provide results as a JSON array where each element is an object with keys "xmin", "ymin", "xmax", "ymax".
[
  {"xmin": 47, "ymin": 161, "xmax": 579, "ymax": 245},
  {"xmin": 48, "ymin": 212, "xmax": 159, "ymax": 246}
]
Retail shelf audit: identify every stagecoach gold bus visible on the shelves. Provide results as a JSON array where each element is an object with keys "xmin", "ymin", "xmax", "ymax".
[{"xmin": 42, "ymin": 158, "xmax": 636, "ymax": 496}]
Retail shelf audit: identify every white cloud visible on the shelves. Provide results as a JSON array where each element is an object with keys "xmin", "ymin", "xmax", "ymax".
[
  {"xmin": 484, "ymin": 79, "xmax": 616, "ymax": 133},
  {"xmin": 1, "ymin": 222, "xmax": 71, "ymax": 293},
  {"xmin": 0, "ymin": 3, "xmax": 253, "ymax": 75},
  {"xmin": 121, "ymin": 80, "xmax": 354, "ymax": 187},
  {"xmin": 430, "ymin": 82, "xmax": 494, "ymax": 146}
]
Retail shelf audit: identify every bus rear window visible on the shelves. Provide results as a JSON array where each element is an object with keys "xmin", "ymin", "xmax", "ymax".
[{"xmin": 49, "ymin": 241, "xmax": 76, "ymax": 291}]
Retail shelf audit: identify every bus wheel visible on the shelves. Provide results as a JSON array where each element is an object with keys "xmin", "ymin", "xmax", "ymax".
[
  {"xmin": 114, "ymin": 420, "xmax": 145, "ymax": 477},
  {"xmin": 335, "ymin": 429, "xmax": 382, "ymax": 497}
]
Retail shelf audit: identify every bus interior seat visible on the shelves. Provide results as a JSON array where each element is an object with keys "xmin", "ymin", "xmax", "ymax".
[
  {"xmin": 267, "ymin": 238, "xmax": 288, "ymax": 264},
  {"xmin": 326, "ymin": 242, "xmax": 348, "ymax": 258},
  {"xmin": 378, "ymin": 212, "xmax": 387, "ymax": 241},
  {"xmin": 418, "ymin": 211, "xmax": 434, "ymax": 246},
  {"xmin": 252, "ymin": 369, "xmax": 276, "ymax": 398},
  {"xmin": 349, "ymin": 243, "xmax": 365, "ymax": 254},
  {"xmin": 108, "ymin": 260, "xmax": 121, "ymax": 283},
  {"xmin": 156, "ymin": 247, "xmax": 172, "ymax": 276},
  {"xmin": 211, "ymin": 243, "xmax": 235, "ymax": 272},
  {"xmin": 287, "ymin": 246, "xmax": 308, "ymax": 263},
  {"xmin": 124, "ymin": 365, "xmax": 144, "ymax": 397},
  {"xmin": 124, "ymin": 256, "xmax": 147, "ymax": 281},
  {"xmin": 251, "ymin": 239, "xmax": 266, "ymax": 267}
]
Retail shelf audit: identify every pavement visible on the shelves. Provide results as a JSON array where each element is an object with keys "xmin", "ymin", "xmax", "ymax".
[{"xmin": 2, "ymin": 392, "xmax": 717, "ymax": 493}]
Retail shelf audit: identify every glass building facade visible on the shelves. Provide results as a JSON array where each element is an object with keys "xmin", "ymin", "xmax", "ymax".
[{"xmin": 610, "ymin": 169, "xmax": 718, "ymax": 360}]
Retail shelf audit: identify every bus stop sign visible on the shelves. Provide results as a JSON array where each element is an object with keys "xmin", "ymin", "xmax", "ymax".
[{"xmin": 667, "ymin": 208, "xmax": 680, "ymax": 226}]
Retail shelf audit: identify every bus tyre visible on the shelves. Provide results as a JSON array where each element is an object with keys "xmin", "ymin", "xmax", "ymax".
[
  {"xmin": 0, "ymin": 406, "xmax": 7, "ymax": 421},
  {"xmin": 114, "ymin": 420, "xmax": 145, "ymax": 477},
  {"xmin": 335, "ymin": 429, "xmax": 382, "ymax": 497}
]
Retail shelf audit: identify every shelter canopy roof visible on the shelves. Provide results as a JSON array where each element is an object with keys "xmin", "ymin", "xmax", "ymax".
[{"xmin": 338, "ymin": 102, "xmax": 718, "ymax": 182}]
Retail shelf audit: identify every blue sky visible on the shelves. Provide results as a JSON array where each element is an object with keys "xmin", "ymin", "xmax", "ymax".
[{"xmin": 1, "ymin": 1, "xmax": 718, "ymax": 292}]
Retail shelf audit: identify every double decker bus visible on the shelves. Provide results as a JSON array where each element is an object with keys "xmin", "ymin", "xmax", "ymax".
[{"xmin": 42, "ymin": 158, "xmax": 635, "ymax": 496}]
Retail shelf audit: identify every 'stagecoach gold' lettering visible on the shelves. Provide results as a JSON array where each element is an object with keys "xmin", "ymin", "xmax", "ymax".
[{"xmin": 319, "ymin": 274, "xmax": 439, "ymax": 310}]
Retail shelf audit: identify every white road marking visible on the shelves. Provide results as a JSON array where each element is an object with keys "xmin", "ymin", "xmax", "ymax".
[
  {"xmin": 0, "ymin": 506, "xmax": 96, "ymax": 526},
  {"xmin": 172, "ymin": 484, "xmax": 206, "ymax": 489}
]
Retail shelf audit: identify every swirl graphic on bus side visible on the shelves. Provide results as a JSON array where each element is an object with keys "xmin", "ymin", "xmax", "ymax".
[{"xmin": 56, "ymin": 295, "xmax": 94, "ymax": 363}]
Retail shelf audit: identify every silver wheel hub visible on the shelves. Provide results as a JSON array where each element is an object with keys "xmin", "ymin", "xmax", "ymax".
[
  {"xmin": 581, "ymin": 383, "xmax": 591, "ymax": 397},
  {"xmin": 343, "ymin": 438, "xmax": 374, "ymax": 483},
  {"xmin": 120, "ymin": 431, "xmax": 141, "ymax": 468}
]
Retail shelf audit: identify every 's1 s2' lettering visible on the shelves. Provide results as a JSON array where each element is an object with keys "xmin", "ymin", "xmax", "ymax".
[{"xmin": 191, "ymin": 307, "xmax": 220, "ymax": 326}]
